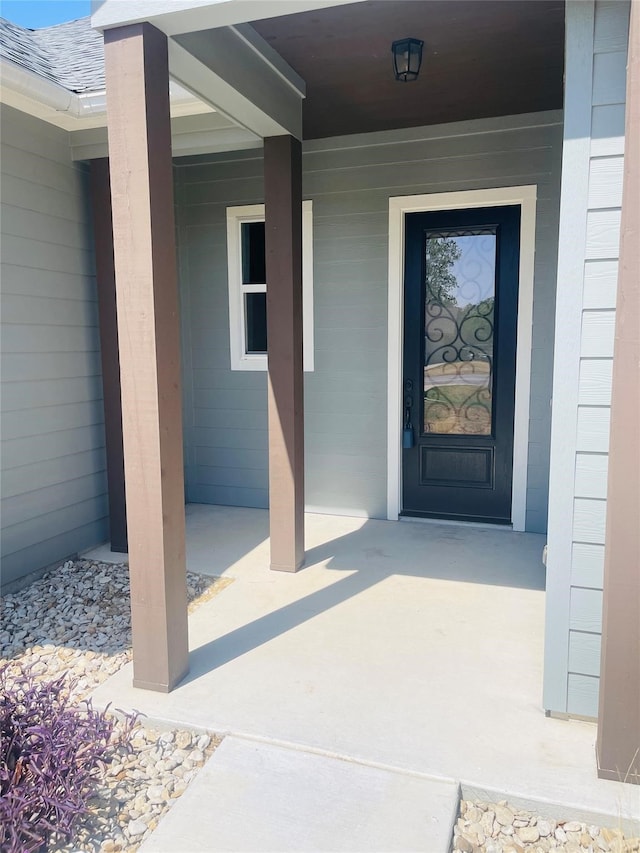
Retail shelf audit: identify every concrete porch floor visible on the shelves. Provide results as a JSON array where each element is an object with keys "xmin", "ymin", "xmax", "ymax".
[{"xmin": 88, "ymin": 505, "xmax": 640, "ymax": 847}]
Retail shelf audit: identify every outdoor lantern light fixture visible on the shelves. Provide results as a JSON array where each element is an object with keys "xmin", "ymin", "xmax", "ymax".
[{"xmin": 391, "ymin": 37, "xmax": 424, "ymax": 82}]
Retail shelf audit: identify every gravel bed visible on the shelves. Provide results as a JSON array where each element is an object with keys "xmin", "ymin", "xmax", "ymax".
[
  {"xmin": 453, "ymin": 800, "xmax": 640, "ymax": 853},
  {"xmin": 1, "ymin": 558, "xmax": 232, "ymax": 852}
]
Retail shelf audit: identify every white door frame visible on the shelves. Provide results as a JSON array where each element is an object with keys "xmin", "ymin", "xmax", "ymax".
[{"xmin": 386, "ymin": 185, "xmax": 538, "ymax": 531}]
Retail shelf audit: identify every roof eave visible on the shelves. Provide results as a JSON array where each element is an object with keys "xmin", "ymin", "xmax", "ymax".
[
  {"xmin": 91, "ymin": 0, "xmax": 367, "ymax": 37},
  {"xmin": 0, "ymin": 58, "xmax": 216, "ymax": 130},
  {"xmin": 0, "ymin": 58, "xmax": 86, "ymax": 129}
]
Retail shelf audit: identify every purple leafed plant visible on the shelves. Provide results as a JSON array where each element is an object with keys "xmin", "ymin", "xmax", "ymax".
[{"xmin": 0, "ymin": 663, "xmax": 135, "ymax": 853}]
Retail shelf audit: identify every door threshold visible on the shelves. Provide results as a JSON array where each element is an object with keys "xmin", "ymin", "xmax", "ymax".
[{"xmin": 398, "ymin": 515, "xmax": 514, "ymax": 532}]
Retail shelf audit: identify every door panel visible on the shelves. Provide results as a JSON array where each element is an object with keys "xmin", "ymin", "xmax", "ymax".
[{"xmin": 402, "ymin": 206, "xmax": 520, "ymax": 523}]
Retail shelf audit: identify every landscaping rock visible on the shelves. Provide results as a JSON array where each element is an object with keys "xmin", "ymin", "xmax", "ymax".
[
  {"xmin": 455, "ymin": 836, "xmax": 474, "ymax": 852},
  {"xmin": 0, "ymin": 558, "xmax": 227, "ymax": 852},
  {"xmin": 537, "ymin": 820, "xmax": 553, "ymax": 838},
  {"xmin": 126, "ymin": 821, "xmax": 147, "ymax": 838},
  {"xmin": 495, "ymin": 805, "xmax": 515, "ymax": 827},
  {"xmin": 516, "ymin": 826, "xmax": 539, "ymax": 844},
  {"xmin": 452, "ymin": 800, "xmax": 640, "ymax": 853}
]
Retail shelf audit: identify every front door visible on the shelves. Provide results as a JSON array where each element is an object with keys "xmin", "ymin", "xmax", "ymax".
[{"xmin": 402, "ymin": 205, "xmax": 520, "ymax": 524}]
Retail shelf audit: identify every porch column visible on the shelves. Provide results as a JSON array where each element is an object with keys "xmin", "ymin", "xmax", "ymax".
[
  {"xmin": 103, "ymin": 23, "xmax": 189, "ymax": 691},
  {"xmin": 89, "ymin": 158, "xmax": 127, "ymax": 554},
  {"xmin": 596, "ymin": 1, "xmax": 639, "ymax": 785},
  {"xmin": 264, "ymin": 135, "xmax": 305, "ymax": 572}
]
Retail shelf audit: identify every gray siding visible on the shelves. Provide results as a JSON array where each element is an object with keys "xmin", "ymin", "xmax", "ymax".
[
  {"xmin": 177, "ymin": 110, "xmax": 562, "ymax": 526},
  {"xmin": 567, "ymin": 0, "xmax": 628, "ymax": 719},
  {"xmin": 1, "ymin": 104, "xmax": 108, "ymax": 587},
  {"xmin": 544, "ymin": 0, "xmax": 629, "ymax": 719}
]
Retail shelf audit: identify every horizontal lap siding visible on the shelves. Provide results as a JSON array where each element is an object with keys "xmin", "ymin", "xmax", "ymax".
[
  {"xmin": 566, "ymin": 0, "xmax": 629, "ymax": 718},
  {"xmin": 177, "ymin": 111, "xmax": 562, "ymax": 522},
  {"xmin": 0, "ymin": 105, "xmax": 107, "ymax": 587},
  {"xmin": 175, "ymin": 163, "xmax": 269, "ymax": 510}
]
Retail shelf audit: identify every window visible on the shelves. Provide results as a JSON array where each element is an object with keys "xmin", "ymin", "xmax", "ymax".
[{"xmin": 226, "ymin": 201, "xmax": 314, "ymax": 371}]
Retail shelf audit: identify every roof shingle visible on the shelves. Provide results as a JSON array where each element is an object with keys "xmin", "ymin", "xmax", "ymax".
[{"xmin": 0, "ymin": 16, "xmax": 105, "ymax": 93}]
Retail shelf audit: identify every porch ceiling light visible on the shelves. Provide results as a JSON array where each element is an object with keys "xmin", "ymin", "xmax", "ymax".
[{"xmin": 391, "ymin": 38, "xmax": 424, "ymax": 82}]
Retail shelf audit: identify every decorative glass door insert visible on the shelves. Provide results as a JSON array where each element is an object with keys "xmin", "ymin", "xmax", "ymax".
[{"xmin": 423, "ymin": 229, "xmax": 496, "ymax": 436}]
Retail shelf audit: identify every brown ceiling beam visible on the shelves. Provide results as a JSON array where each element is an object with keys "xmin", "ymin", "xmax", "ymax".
[
  {"xmin": 104, "ymin": 22, "xmax": 189, "ymax": 692},
  {"xmin": 596, "ymin": 1, "xmax": 639, "ymax": 785}
]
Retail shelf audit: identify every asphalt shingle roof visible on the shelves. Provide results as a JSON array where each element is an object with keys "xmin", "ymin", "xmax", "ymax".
[{"xmin": 0, "ymin": 16, "xmax": 105, "ymax": 93}]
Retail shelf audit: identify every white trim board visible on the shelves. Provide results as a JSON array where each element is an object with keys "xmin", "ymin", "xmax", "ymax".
[
  {"xmin": 386, "ymin": 186, "xmax": 538, "ymax": 532},
  {"xmin": 543, "ymin": 0, "xmax": 596, "ymax": 715}
]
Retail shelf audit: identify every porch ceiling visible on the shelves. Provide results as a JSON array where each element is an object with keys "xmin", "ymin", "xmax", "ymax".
[{"xmin": 250, "ymin": 0, "xmax": 565, "ymax": 139}]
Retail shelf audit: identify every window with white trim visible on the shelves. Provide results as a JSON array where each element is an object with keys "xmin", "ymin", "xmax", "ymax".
[{"xmin": 226, "ymin": 201, "xmax": 314, "ymax": 371}]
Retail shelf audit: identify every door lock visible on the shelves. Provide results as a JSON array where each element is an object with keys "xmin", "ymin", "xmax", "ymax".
[{"xmin": 403, "ymin": 379, "xmax": 415, "ymax": 449}]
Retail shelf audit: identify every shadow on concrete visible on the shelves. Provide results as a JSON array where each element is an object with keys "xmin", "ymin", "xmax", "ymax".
[
  {"xmin": 180, "ymin": 514, "xmax": 545, "ymax": 684},
  {"xmin": 182, "ymin": 569, "xmax": 376, "ymax": 682},
  {"xmin": 303, "ymin": 517, "xmax": 545, "ymax": 590}
]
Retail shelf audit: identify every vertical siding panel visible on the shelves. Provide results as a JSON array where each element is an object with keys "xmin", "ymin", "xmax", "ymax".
[
  {"xmin": 571, "ymin": 542, "xmax": 605, "ymax": 589},
  {"xmin": 568, "ymin": 631, "xmax": 602, "ymax": 677},
  {"xmin": 591, "ymin": 50, "xmax": 628, "ymax": 105},
  {"xmin": 578, "ymin": 359, "xmax": 613, "ymax": 405},
  {"xmin": 587, "ymin": 156, "xmax": 624, "ymax": 208},
  {"xmin": 567, "ymin": 673, "xmax": 600, "ymax": 718},
  {"xmin": 593, "ymin": 0, "xmax": 632, "ymax": 52},
  {"xmin": 585, "ymin": 209, "xmax": 622, "ymax": 259},
  {"xmin": 574, "ymin": 453, "xmax": 609, "ymax": 499},
  {"xmin": 545, "ymin": 0, "xmax": 630, "ymax": 716},
  {"xmin": 580, "ymin": 310, "xmax": 616, "ymax": 356},
  {"xmin": 582, "ymin": 260, "xmax": 619, "ymax": 308},
  {"xmin": 573, "ymin": 498, "xmax": 607, "ymax": 545}
]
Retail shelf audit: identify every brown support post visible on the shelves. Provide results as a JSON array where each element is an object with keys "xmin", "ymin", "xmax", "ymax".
[
  {"xmin": 596, "ymin": 2, "xmax": 640, "ymax": 785},
  {"xmin": 264, "ymin": 135, "xmax": 305, "ymax": 572},
  {"xmin": 89, "ymin": 159, "xmax": 127, "ymax": 554},
  {"xmin": 104, "ymin": 23, "xmax": 189, "ymax": 691}
]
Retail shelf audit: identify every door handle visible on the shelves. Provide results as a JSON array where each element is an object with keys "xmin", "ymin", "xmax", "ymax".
[
  {"xmin": 403, "ymin": 379, "xmax": 415, "ymax": 449},
  {"xmin": 404, "ymin": 378, "xmax": 414, "ymax": 411}
]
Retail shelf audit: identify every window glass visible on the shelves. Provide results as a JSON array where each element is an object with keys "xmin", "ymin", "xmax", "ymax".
[
  {"xmin": 241, "ymin": 222, "xmax": 266, "ymax": 284},
  {"xmin": 245, "ymin": 292, "xmax": 267, "ymax": 354}
]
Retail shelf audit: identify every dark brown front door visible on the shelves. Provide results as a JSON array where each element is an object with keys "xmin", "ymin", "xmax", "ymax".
[{"xmin": 402, "ymin": 205, "xmax": 520, "ymax": 524}]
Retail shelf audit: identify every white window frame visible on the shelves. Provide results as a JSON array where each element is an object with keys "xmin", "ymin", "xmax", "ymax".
[{"xmin": 226, "ymin": 201, "xmax": 314, "ymax": 371}]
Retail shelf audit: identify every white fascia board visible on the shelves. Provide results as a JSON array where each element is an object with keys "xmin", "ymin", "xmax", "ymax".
[
  {"xmin": 0, "ymin": 57, "xmax": 215, "ymax": 130},
  {"xmin": 169, "ymin": 32, "xmax": 302, "ymax": 139},
  {"xmin": 0, "ymin": 59, "xmax": 81, "ymax": 130},
  {"xmin": 92, "ymin": 0, "xmax": 366, "ymax": 37},
  {"xmin": 71, "ymin": 84, "xmax": 214, "ymax": 123}
]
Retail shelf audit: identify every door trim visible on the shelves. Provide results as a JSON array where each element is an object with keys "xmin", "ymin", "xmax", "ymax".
[{"xmin": 387, "ymin": 186, "xmax": 538, "ymax": 530}]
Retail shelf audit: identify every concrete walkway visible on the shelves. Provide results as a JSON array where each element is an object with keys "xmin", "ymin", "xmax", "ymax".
[
  {"xmin": 87, "ymin": 506, "xmax": 640, "ymax": 851},
  {"xmin": 139, "ymin": 737, "xmax": 459, "ymax": 852}
]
